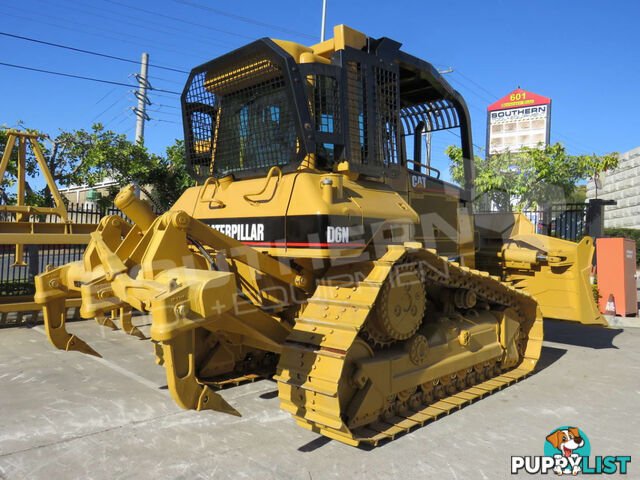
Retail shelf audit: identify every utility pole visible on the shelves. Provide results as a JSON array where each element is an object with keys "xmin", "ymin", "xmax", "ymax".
[
  {"xmin": 320, "ymin": 0, "xmax": 327, "ymax": 42},
  {"xmin": 134, "ymin": 52, "xmax": 150, "ymax": 146}
]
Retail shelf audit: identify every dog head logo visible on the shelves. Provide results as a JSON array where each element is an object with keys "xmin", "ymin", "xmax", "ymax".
[
  {"xmin": 546, "ymin": 427, "xmax": 585, "ymax": 458},
  {"xmin": 544, "ymin": 426, "xmax": 591, "ymax": 475}
]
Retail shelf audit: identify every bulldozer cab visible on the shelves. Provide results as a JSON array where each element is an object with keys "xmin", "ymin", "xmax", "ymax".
[
  {"xmin": 182, "ymin": 25, "xmax": 476, "ymax": 263},
  {"xmin": 182, "ymin": 26, "xmax": 475, "ymax": 190}
]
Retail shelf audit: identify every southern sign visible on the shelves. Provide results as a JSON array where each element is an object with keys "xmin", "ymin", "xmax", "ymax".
[{"xmin": 486, "ymin": 88, "xmax": 551, "ymax": 155}]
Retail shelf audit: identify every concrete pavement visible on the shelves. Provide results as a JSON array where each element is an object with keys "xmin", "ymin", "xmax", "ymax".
[{"xmin": 0, "ymin": 318, "xmax": 638, "ymax": 480}]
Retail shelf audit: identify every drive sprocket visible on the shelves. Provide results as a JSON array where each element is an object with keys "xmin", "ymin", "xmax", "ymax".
[{"xmin": 363, "ymin": 264, "xmax": 426, "ymax": 345}]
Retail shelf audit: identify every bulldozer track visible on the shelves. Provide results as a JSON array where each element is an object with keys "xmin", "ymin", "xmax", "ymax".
[
  {"xmin": 351, "ymin": 362, "xmax": 534, "ymax": 446},
  {"xmin": 275, "ymin": 245, "xmax": 543, "ymax": 446}
]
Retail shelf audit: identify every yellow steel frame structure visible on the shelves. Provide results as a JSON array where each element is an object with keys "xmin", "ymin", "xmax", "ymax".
[
  {"xmin": 0, "ymin": 130, "xmax": 97, "ymax": 319},
  {"xmin": 0, "ymin": 130, "xmax": 80, "ymax": 265},
  {"xmin": 0, "ymin": 132, "xmax": 69, "ymax": 218}
]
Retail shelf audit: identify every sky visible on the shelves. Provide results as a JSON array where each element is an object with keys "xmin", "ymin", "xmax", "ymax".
[{"xmin": 1, "ymin": 0, "xmax": 639, "ymax": 187}]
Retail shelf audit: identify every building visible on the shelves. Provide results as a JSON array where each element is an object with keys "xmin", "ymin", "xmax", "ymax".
[
  {"xmin": 58, "ymin": 178, "xmax": 119, "ymax": 205},
  {"xmin": 586, "ymin": 146, "xmax": 640, "ymax": 229},
  {"xmin": 59, "ymin": 179, "xmax": 151, "ymax": 207}
]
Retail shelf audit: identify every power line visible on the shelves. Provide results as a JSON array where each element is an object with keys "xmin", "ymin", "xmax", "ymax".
[
  {"xmin": 91, "ymin": 90, "xmax": 131, "ymax": 123},
  {"xmin": 149, "ymin": 75, "xmax": 184, "ymax": 85},
  {"xmin": 149, "ymin": 92, "xmax": 182, "ymax": 101},
  {"xmin": 148, "ymin": 106, "xmax": 181, "ymax": 115},
  {"xmin": 104, "ymin": 107, "xmax": 131, "ymax": 128},
  {"xmin": 102, "ymin": 0, "xmax": 256, "ymax": 42},
  {"xmin": 454, "ymin": 70, "xmax": 500, "ymax": 102},
  {"xmin": 55, "ymin": 0, "xmax": 237, "ymax": 51},
  {"xmin": 151, "ymin": 118, "xmax": 181, "ymax": 125},
  {"xmin": 0, "ymin": 31, "xmax": 188, "ymax": 73},
  {"xmin": 115, "ymin": 112, "xmax": 134, "ymax": 127},
  {"xmin": 553, "ymin": 132, "xmax": 598, "ymax": 154},
  {"xmin": 172, "ymin": 0, "xmax": 317, "ymax": 40},
  {"xmin": 0, "ymin": 61, "xmax": 181, "ymax": 95},
  {"xmin": 147, "ymin": 109, "xmax": 180, "ymax": 116},
  {"xmin": 445, "ymin": 128, "xmax": 484, "ymax": 153},
  {"xmin": 92, "ymin": 86, "xmax": 119, "ymax": 106},
  {"xmin": 0, "ymin": 7, "xmax": 211, "ymax": 62},
  {"xmin": 147, "ymin": 107, "xmax": 180, "ymax": 114},
  {"xmin": 448, "ymin": 74, "xmax": 496, "ymax": 106}
]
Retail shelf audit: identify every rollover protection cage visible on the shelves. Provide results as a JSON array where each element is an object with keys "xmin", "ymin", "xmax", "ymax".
[
  {"xmin": 182, "ymin": 40, "xmax": 312, "ymax": 181},
  {"xmin": 182, "ymin": 37, "xmax": 475, "ymax": 188}
]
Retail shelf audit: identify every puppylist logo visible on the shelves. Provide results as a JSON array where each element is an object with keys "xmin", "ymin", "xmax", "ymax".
[{"xmin": 511, "ymin": 426, "xmax": 631, "ymax": 475}]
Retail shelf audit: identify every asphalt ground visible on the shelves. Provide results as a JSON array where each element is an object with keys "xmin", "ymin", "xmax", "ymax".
[{"xmin": 0, "ymin": 318, "xmax": 638, "ymax": 480}]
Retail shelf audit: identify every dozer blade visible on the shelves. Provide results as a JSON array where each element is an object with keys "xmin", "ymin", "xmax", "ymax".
[
  {"xmin": 501, "ymin": 220, "xmax": 607, "ymax": 326},
  {"xmin": 42, "ymin": 297, "xmax": 101, "ymax": 357},
  {"xmin": 477, "ymin": 213, "xmax": 607, "ymax": 326},
  {"xmin": 509, "ymin": 236, "xmax": 606, "ymax": 326}
]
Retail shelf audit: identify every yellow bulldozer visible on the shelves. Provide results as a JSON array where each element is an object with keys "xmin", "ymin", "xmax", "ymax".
[{"xmin": 34, "ymin": 25, "xmax": 604, "ymax": 447}]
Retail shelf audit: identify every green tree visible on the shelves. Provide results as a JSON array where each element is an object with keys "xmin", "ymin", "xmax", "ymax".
[
  {"xmin": 144, "ymin": 140, "xmax": 194, "ymax": 209},
  {"xmin": 2, "ymin": 123, "xmax": 195, "ymax": 212},
  {"xmin": 446, "ymin": 142, "xmax": 618, "ymax": 211},
  {"xmin": 58, "ymin": 124, "xmax": 193, "ymax": 211},
  {"xmin": 60, "ymin": 124, "xmax": 156, "ymax": 199},
  {"xmin": 567, "ymin": 184, "xmax": 587, "ymax": 204}
]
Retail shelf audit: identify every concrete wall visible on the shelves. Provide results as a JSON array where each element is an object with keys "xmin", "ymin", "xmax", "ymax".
[{"xmin": 587, "ymin": 146, "xmax": 640, "ymax": 229}]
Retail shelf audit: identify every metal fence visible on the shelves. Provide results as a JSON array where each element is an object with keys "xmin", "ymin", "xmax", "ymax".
[
  {"xmin": 0, "ymin": 202, "xmax": 128, "ymax": 224},
  {"xmin": 521, "ymin": 203, "xmax": 589, "ymax": 242},
  {"xmin": 0, "ymin": 244, "xmax": 86, "ymax": 297},
  {"xmin": 0, "ymin": 203, "xmax": 132, "ymax": 298}
]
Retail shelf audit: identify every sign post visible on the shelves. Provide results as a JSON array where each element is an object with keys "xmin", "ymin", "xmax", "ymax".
[{"xmin": 486, "ymin": 88, "xmax": 551, "ymax": 155}]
